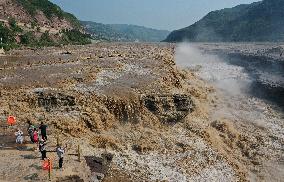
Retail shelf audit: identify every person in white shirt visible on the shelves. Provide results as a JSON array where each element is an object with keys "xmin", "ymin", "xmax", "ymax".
[
  {"xmin": 39, "ymin": 139, "xmax": 47, "ymax": 160},
  {"xmin": 56, "ymin": 144, "xmax": 65, "ymax": 169},
  {"xmin": 15, "ymin": 129, "xmax": 24, "ymax": 144}
]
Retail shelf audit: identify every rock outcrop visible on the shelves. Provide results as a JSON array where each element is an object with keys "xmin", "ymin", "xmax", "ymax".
[{"xmin": 143, "ymin": 94, "xmax": 194, "ymax": 123}]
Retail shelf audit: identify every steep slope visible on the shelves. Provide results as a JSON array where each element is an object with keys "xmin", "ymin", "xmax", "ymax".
[
  {"xmin": 165, "ymin": 0, "xmax": 284, "ymax": 42},
  {"xmin": 0, "ymin": 0, "xmax": 80, "ymax": 30},
  {"xmin": 81, "ymin": 21, "xmax": 170, "ymax": 42},
  {"xmin": 0, "ymin": 0, "xmax": 90, "ymax": 50}
]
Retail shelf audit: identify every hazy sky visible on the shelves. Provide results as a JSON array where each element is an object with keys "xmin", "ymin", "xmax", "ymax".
[{"xmin": 50, "ymin": 0, "xmax": 258, "ymax": 31}]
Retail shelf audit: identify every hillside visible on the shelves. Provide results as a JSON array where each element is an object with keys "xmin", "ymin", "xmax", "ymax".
[
  {"xmin": 164, "ymin": 0, "xmax": 284, "ymax": 42},
  {"xmin": 0, "ymin": 0, "xmax": 90, "ymax": 50},
  {"xmin": 81, "ymin": 21, "xmax": 170, "ymax": 42}
]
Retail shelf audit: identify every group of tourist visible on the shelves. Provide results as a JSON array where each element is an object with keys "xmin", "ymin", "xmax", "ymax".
[{"xmin": 14, "ymin": 120, "xmax": 65, "ymax": 169}]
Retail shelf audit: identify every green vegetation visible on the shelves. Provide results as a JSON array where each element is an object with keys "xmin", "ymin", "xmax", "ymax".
[
  {"xmin": 60, "ymin": 29, "xmax": 91, "ymax": 45},
  {"xmin": 63, "ymin": 13, "xmax": 81, "ymax": 29},
  {"xmin": 16, "ymin": 0, "xmax": 63, "ymax": 18},
  {"xmin": 0, "ymin": 22, "xmax": 20, "ymax": 50},
  {"xmin": 38, "ymin": 31, "xmax": 55, "ymax": 46},
  {"xmin": 8, "ymin": 18, "xmax": 23, "ymax": 33},
  {"xmin": 20, "ymin": 31, "xmax": 36, "ymax": 45},
  {"xmin": 15, "ymin": 0, "xmax": 81, "ymax": 28},
  {"xmin": 0, "ymin": 0, "xmax": 90, "ymax": 50},
  {"xmin": 81, "ymin": 21, "xmax": 170, "ymax": 42},
  {"xmin": 1, "ymin": 23, "xmax": 90, "ymax": 50},
  {"xmin": 21, "ymin": 29, "xmax": 91, "ymax": 47},
  {"xmin": 0, "ymin": 23, "xmax": 15, "ymax": 44},
  {"xmin": 31, "ymin": 21, "xmax": 37, "ymax": 29},
  {"xmin": 165, "ymin": 0, "xmax": 284, "ymax": 42}
]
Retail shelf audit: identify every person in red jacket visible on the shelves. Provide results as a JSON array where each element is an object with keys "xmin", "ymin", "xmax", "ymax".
[{"xmin": 33, "ymin": 128, "xmax": 39, "ymax": 143}]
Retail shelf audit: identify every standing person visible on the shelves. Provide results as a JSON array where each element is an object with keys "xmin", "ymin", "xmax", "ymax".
[
  {"xmin": 56, "ymin": 144, "xmax": 65, "ymax": 169},
  {"xmin": 39, "ymin": 139, "xmax": 47, "ymax": 160},
  {"xmin": 15, "ymin": 129, "xmax": 24, "ymax": 144},
  {"xmin": 39, "ymin": 122, "xmax": 48, "ymax": 141},
  {"xmin": 33, "ymin": 128, "xmax": 39, "ymax": 143},
  {"xmin": 27, "ymin": 120, "xmax": 35, "ymax": 143}
]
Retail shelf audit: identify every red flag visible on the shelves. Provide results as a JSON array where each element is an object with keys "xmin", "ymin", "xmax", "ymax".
[
  {"xmin": 7, "ymin": 116, "xmax": 16, "ymax": 126},
  {"xmin": 42, "ymin": 160, "xmax": 49, "ymax": 170},
  {"xmin": 42, "ymin": 159, "xmax": 52, "ymax": 170}
]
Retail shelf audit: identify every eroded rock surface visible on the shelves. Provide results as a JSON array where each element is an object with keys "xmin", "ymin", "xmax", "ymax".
[
  {"xmin": 143, "ymin": 94, "xmax": 194, "ymax": 123},
  {"xmin": 1, "ymin": 43, "xmax": 277, "ymax": 181}
]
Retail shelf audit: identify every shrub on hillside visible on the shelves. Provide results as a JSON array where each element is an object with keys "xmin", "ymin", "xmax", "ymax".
[
  {"xmin": 38, "ymin": 31, "xmax": 55, "ymax": 46},
  {"xmin": 20, "ymin": 31, "xmax": 36, "ymax": 45},
  {"xmin": 8, "ymin": 18, "xmax": 22, "ymax": 33},
  {"xmin": 61, "ymin": 29, "xmax": 91, "ymax": 45}
]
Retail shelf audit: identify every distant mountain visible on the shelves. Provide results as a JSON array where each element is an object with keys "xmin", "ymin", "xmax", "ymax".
[
  {"xmin": 0, "ymin": 0, "xmax": 90, "ymax": 50},
  {"xmin": 164, "ymin": 0, "xmax": 284, "ymax": 42},
  {"xmin": 81, "ymin": 21, "xmax": 170, "ymax": 42}
]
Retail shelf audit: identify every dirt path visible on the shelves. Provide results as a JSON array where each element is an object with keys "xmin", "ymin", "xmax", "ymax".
[{"xmin": 0, "ymin": 126, "xmax": 92, "ymax": 182}]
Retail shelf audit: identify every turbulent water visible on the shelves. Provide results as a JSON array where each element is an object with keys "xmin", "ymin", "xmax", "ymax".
[
  {"xmin": 175, "ymin": 43, "xmax": 284, "ymax": 181},
  {"xmin": 175, "ymin": 43, "xmax": 284, "ymax": 136},
  {"xmin": 175, "ymin": 43, "xmax": 284, "ymax": 109}
]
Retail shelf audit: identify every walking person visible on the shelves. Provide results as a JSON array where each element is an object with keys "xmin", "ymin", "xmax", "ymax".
[
  {"xmin": 27, "ymin": 120, "xmax": 35, "ymax": 143},
  {"xmin": 56, "ymin": 144, "xmax": 65, "ymax": 169},
  {"xmin": 15, "ymin": 129, "xmax": 24, "ymax": 144},
  {"xmin": 39, "ymin": 139, "xmax": 47, "ymax": 160},
  {"xmin": 39, "ymin": 122, "xmax": 48, "ymax": 140}
]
